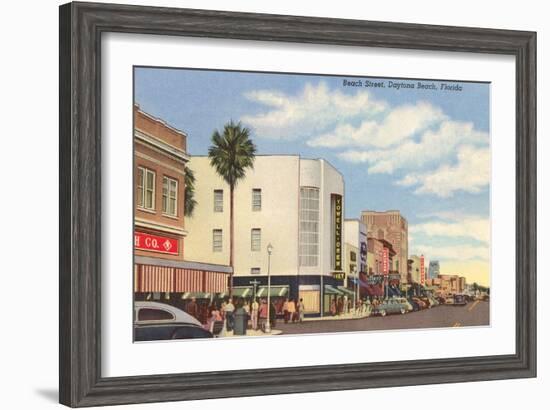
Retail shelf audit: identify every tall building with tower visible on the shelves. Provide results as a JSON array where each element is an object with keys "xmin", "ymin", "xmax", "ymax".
[{"xmin": 361, "ymin": 210, "xmax": 408, "ymax": 284}]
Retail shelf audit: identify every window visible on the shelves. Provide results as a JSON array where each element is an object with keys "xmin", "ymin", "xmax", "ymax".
[
  {"xmin": 251, "ymin": 228, "xmax": 261, "ymax": 251},
  {"xmin": 213, "ymin": 229, "xmax": 223, "ymax": 252},
  {"xmin": 350, "ymin": 251, "xmax": 357, "ymax": 262},
  {"xmin": 162, "ymin": 176, "xmax": 178, "ymax": 216},
  {"xmin": 214, "ymin": 189, "xmax": 223, "ymax": 212},
  {"xmin": 137, "ymin": 308, "xmax": 174, "ymax": 322},
  {"xmin": 252, "ymin": 188, "xmax": 262, "ymax": 211},
  {"xmin": 299, "ymin": 187, "xmax": 320, "ymax": 266},
  {"xmin": 250, "ymin": 267, "xmax": 261, "ymax": 275},
  {"xmin": 137, "ymin": 167, "xmax": 155, "ymax": 210}
]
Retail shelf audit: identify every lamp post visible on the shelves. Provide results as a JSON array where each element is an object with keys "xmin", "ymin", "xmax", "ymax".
[{"xmin": 265, "ymin": 243, "xmax": 273, "ymax": 333}]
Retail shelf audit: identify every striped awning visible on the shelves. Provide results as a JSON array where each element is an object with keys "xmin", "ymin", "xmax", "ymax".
[{"xmin": 134, "ymin": 264, "xmax": 229, "ymax": 293}]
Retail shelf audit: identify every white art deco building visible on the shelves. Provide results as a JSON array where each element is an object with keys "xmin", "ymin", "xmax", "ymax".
[{"xmin": 184, "ymin": 155, "xmax": 346, "ymax": 317}]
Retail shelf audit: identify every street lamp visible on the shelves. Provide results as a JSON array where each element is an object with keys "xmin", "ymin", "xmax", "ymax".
[{"xmin": 265, "ymin": 243, "xmax": 273, "ymax": 333}]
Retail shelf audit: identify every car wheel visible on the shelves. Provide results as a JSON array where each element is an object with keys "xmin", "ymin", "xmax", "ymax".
[
  {"xmin": 400, "ymin": 308, "xmax": 406, "ymax": 314},
  {"xmin": 380, "ymin": 310, "xmax": 386, "ymax": 317}
]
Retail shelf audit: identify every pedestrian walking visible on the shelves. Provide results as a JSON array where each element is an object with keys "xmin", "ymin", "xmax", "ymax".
[
  {"xmin": 330, "ymin": 299, "xmax": 337, "ymax": 316},
  {"xmin": 270, "ymin": 300, "xmax": 277, "ymax": 329},
  {"xmin": 297, "ymin": 298, "xmax": 305, "ymax": 322},
  {"xmin": 283, "ymin": 298, "xmax": 290, "ymax": 323},
  {"xmin": 223, "ymin": 298, "xmax": 235, "ymax": 331},
  {"xmin": 251, "ymin": 298, "xmax": 260, "ymax": 330},
  {"xmin": 185, "ymin": 297, "xmax": 199, "ymax": 321},
  {"xmin": 288, "ymin": 299, "xmax": 297, "ymax": 323}
]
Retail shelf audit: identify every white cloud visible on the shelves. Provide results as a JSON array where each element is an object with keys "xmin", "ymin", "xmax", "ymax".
[
  {"xmin": 410, "ymin": 243, "xmax": 490, "ymax": 262},
  {"xmin": 410, "ymin": 216, "xmax": 490, "ymax": 244},
  {"xmin": 308, "ymin": 101, "xmax": 446, "ymax": 149},
  {"xmin": 338, "ymin": 120, "xmax": 489, "ymax": 175},
  {"xmin": 396, "ymin": 145, "xmax": 490, "ymax": 197},
  {"xmin": 241, "ymin": 82, "xmax": 387, "ymax": 139}
]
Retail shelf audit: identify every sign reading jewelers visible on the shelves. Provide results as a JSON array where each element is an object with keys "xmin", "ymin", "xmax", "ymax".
[
  {"xmin": 382, "ymin": 248, "xmax": 389, "ymax": 275},
  {"xmin": 135, "ymin": 231, "xmax": 179, "ymax": 255},
  {"xmin": 333, "ymin": 194, "xmax": 343, "ymax": 271}
]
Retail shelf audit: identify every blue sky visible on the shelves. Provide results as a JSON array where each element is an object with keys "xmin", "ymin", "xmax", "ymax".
[{"xmin": 135, "ymin": 67, "xmax": 491, "ymax": 285}]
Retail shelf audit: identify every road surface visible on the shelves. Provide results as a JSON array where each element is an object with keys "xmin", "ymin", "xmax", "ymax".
[{"xmin": 275, "ymin": 300, "xmax": 489, "ymax": 335}]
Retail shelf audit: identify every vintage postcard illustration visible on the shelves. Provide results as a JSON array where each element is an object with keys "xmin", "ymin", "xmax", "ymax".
[{"xmin": 133, "ymin": 67, "xmax": 490, "ymax": 341}]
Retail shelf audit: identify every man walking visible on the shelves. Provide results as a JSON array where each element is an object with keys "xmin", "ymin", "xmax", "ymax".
[
  {"xmin": 224, "ymin": 298, "xmax": 235, "ymax": 331},
  {"xmin": 251, "ymin": 298, "xmax": 259, "ymax": 330}
]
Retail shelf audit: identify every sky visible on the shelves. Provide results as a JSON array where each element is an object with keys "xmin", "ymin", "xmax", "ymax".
[{"xmin": 134, "ymin": 67, "xmax": 491, "ymax": 287}]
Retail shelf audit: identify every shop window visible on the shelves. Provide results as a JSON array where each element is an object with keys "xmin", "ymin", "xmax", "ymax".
[
  {"xmin": 162, "ymin": 176, "xmax": 178, "ymax": 216},
  {"xmin": 250, "ymin": 267, "xmax": 261, "ymax": 275}
]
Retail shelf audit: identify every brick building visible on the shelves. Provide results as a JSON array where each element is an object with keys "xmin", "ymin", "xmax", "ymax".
[
  {"xmin": 133, "ymin": 105, "xmax": 231, "ymax": 306},
  {"xmin": 361, "ymin": 210, "xmax": 409, "ymax": 283}
]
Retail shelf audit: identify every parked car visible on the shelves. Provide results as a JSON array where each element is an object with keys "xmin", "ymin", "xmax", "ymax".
[
  {"xmin": 135, "ymin": 323, "xmax": 213, "ymax": 341},
  {"xmin": 445, "ymin": 295, "xmax": 455, "ymax": 305},
  {"xmin": 394, "ymin": 297, "xmax": 414, "ymax": 312},
  {"xmin": 134, "ymin": 301, "xmax": 202, "ymax": 326},
  {"xmin": 453, "ymin": 294, "xmax": 468, "ymax": 306},
  {"xmin": 436, "ymin": 296, "xmax": 447, "ymax": 305},
  {"xmin": 418, "ymin": 296, "xmax": 434, "ymax": 308},
  {"xmin": 134, "ymin": 301, "xmax": 213, "ymax": 341},
  {"xmin": 374, "ymin": 298, "xmax": 409, "ymax": 316},
  {"xmin": 411, "ymin": 297, "xmax": 428, "ymax": 310},
  {"xmin": 407, "ymin": 297, "xmax": 420, "ymax": 312}
]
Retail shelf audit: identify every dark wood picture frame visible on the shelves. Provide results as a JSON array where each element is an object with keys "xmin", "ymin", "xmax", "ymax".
[{"xmin": 59, "ymin": 1, "xmax": 536, "ymax": 407}]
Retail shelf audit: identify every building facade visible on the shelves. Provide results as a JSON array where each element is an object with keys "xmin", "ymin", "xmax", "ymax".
[
  {"xmin": 344, "ymin": 219, "xmax": 368, "ymax": 304},
  {"xmin": 133, "ymin": 106, "xmax": 231, "ymax": 309},
  {"xmin": 361, "ymin": 210, "xmax": 409, "ymax": 283},
  {"xmin": 409, "ymin": 255, "xmax": 422, "ymax": 284},
  {"xmin": 184, "ymin": 155, "xmax": 345, "ymax": 317},
  {"xmin": 428, "ymin": 260, "xmax": 440, "ymax": 280}
]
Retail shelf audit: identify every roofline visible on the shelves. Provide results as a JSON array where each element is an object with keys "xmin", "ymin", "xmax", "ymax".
[{"xmin": 134, "ymin": 103, "xmax": 188, "ymax": 138}]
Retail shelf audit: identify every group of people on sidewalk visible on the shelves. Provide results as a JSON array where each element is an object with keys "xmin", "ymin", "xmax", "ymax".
[
  {"xmin": 281, "ymin": 298, "xmax": 305, "ymax": 324},
  {"xmin": 185, "ymin": 296, "xmax": 286, "ymax": 334}
]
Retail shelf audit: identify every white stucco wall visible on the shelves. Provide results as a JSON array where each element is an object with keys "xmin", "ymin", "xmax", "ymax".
[{"xmin": 184, "ymin": 155, "xmax": 301, "ymax": 277}]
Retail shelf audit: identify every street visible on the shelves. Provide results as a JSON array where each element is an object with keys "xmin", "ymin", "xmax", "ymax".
[{"xmin": 275, "ymin": 301, "xmax": 489, "ymax": 335}]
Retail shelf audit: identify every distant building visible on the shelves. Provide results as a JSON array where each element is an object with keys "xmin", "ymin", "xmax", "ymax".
[
  {"xmin": 344, "ymin": 219, "xmax": 368, "ymax": 289},
  {"xmin": 409, "ymin": 255, "xmax": 422, "ymax": 284},
  {"xmin": 428, "ymin": 260, "xmax": 440, "ymax": 280},
  {"xmin": 361, "ymin": 210, "xmax": 408, "ymax": 283}
]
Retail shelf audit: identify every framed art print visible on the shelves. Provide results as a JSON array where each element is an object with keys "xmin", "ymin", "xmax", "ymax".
[{"xmin": 59, "ymin": 2, "xmax": 536, "ymax": 407}]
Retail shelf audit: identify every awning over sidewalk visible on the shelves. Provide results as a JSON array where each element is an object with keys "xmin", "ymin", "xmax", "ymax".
[
  {"xmin": 181, "ymin": 292, "xmax": 213, "ymax": 299},
  {"xmin": 324, "ymin": 285, "xmax": 344, "ymax": 295},
  {"xmin": 337, "ymin": 286, "xmax": 356, "ymax": 296},
  {"xmin": 257, "ymin": 286, "xmax": 288, "ymax": 297},
  {"xmin": 232, "ymin": 287, "xmax": 253, "ymax": 298}
]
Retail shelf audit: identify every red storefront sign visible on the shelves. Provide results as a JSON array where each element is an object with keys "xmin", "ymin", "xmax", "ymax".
[
  {"xmin": 382, "ymin": 248, "xmax": 389, "ymax": 276},
  {"xmin": 135, "ymin": 231, "xmax": 179, "ymax": 255},
  {"xmin": 420, "ymin": 254, "xmax": 425, "ymax": 285}
]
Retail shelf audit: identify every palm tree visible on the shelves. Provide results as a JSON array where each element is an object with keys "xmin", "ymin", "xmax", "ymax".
[
  {"xmin": 183, "ymin": 166, "xmax": 197, "ymax": 217},
  {"xmin": 208, "ymin": 121, "xmax": 256, "ymax": 296}
]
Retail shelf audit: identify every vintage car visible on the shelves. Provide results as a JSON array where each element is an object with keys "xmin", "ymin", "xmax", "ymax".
[
  {"xmin": 411, "ymin": 296, "xmax": 428, "ymax": 310},
  {"xmin": 374, "ymin": 298, "xmax": 409, "ymax": 316},
  {"xmin": 453, "ymin": 294, "xmax": 468, "ymax": 306},
  {"xmin": 134, "ymin": 301, "xmax": 214, "ymax": 341}
]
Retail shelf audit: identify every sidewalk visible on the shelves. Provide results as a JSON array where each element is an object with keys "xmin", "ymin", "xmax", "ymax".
[
  {"xmin": 220, "ymin": 328, "xmax": 283, "ymax": 338},
  {"xmin": 302, "ymin": 310, "xmax": 371, "ymax": 322}
]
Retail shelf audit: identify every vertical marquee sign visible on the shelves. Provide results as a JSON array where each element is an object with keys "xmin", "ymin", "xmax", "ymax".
[
  {"xmin": 333, "ymin": 194, "xmax": 343, "ymax": 272},
  {"xmin": 382, "ymin": 247, "xmax": 389, "ymax": 275}
]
